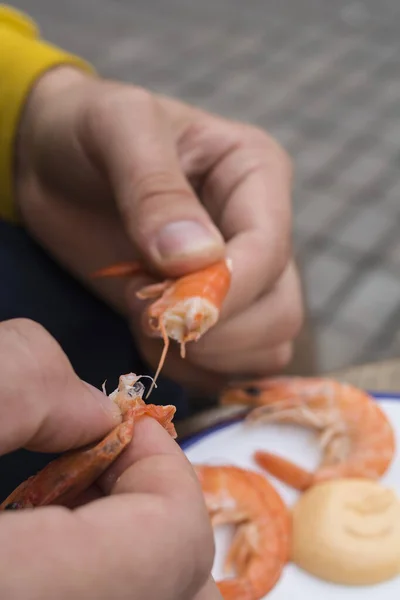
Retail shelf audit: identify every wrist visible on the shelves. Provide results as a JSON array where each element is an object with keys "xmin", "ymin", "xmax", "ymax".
[
  {"xmin": 22, "ymin": 65, "xmax": 92, "ymax": 112},
  {"xmin": 15, "ymin": 66, "xmax": 93, "ymax": 214},
  {"xmin": 16, "ymin": 65, "xmax": 91, "ymax": 145},
  {"xmin": 0, "ymin": 5, "xmax": 96, "ymax": 222}
]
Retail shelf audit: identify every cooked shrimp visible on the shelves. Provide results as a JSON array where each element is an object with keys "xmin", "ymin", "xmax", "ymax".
[
  {"xmin": 194, "ymin": 464, "xmax": 290, "ymax": 599},
  {"xmin": 92, "ymin": 258, "xmax": 232, "ymax": 395},
  {"xmin": 0, "ymin": 373, "xmax": 176, "ymax": 510},
  {"xmin": 220, "ymin": 376, "xmax": 396, "ymax": 491}
]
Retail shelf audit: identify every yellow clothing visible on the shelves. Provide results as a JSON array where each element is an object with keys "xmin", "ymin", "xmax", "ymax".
[{"xmin": 0, "ymin": 4, "xmax": 93, "ymax": 222}]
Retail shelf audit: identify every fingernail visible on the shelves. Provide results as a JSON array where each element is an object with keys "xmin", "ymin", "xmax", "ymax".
[{"xmin": 155, "ymin": 221, "xmax": 223, "ymax": 260}]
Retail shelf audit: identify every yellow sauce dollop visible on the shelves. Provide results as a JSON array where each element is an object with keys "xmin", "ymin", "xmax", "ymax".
[{"xmin": 291, "ymin": 478, "xmax": 400, "ymax": 585}]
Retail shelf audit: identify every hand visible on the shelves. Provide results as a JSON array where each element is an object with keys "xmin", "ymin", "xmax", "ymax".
[
  {"xmin": 0, "ymin": 318, "xmax": 218, "ymax": 600},
  {"xmin": 16, "ymin": 66, "xmax": 303, "ymax": 391}
]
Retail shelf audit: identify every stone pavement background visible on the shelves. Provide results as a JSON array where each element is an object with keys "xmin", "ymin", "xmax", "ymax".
[{"xmin": 10, "ymin": 0, "xmax": 400, "ymax": 373}]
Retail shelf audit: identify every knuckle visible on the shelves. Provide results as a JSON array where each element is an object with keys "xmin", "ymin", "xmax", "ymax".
[
  {"xmin": 243, "ymin": 125, "xmax": 293, "ymax": 176},
  {"xmin": 85, "ymin": 85, "xmax": 158, "ymax": 138},
  {"xmin": 181, "ymin": 476, "xmax": 215, "ymax": 580},
  {"xmin": 280, "ymin": 290, "xmax": 304, "ymax": 342},
  {"xmin": 133, "ymin": 171, "xmax": 193, "ymax": 214},
  {"xmin": 166, "ymin": 495, "xmax": 215, "ymax": 593},
  {"xmin": 266, "ymin": 134, "xmax": 292, "ymax": 172},
  {"xmin": 127, "ymin": 86, "xmax": 157, "ymax": 110},
  {"xmin": 274, "ymin": 263, "xmax": 305, "ymax": 343},
  {"xmin": 191, "ymin": 523, "xmax": 215, "ymax": 587},
  {"xmin": 0, "ymin": 317, "xmax": 44, "ymax": 340},
  {"xmin": 0, "ymin": 318, "xmax": 67, "ymax": 383},
  {"xmin": 286, "ymin": 303, "xmax": 304, "ymax": 342},
  {"xmin": 271, "ymin": 342, "xmax": 293, "ymax": 371},
  {"xmin": 276, "ymin": 143, "xmax": 293, "ymax": 179},
  {"xmin": 0, "ymin": 317, "xmax": 49, "ymax": 361},
  {"xmin": 240, "ymin": 126, "xmax": 274, "ymax": 156},
  {"xmin": 251, "ymin": 230, "xmax": 290, "ymax": 284}
]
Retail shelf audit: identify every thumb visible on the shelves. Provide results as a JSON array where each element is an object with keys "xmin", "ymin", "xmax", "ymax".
[
  {"xmin": 90, "ymin": 90, "xmax": 225, "ymax": 276},
  {"xmin": 0, "ymin": 319, "xmax": 121, "ymax": 456}
]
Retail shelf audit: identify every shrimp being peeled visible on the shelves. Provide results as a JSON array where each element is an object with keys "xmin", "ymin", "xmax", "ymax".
[
  {"xmin": 92, "ymin": 258, "xmax": 232, "ymax": 395},
  {"xmin": 195, "ymin": 464, "xmax": 291, "ymax": 599},
  {"xmin": 0, "ymin": 373, "xmax": 176, "ymax": 510},
  {"xmin": 220, "ymin": 376, "xmax": 395, "ymax": 491}
]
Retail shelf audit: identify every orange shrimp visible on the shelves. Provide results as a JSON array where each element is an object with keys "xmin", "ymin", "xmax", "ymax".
[
  {"xmin": 0, "ymin": 373, "xmax": 176, "ymax": 510},
  {"xmin": 92, "ymin": 258, "xmax": 232, "ymax": 395},
  {"xmin": 194, "ymin": 464, "xmax": 290, "ymax": 600},
  {"xmin": 220, "ymin": 376, "xmax": 396, "ymax": 491}
]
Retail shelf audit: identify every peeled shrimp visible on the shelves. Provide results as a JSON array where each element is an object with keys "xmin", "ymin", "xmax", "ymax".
[
  {"xmin": 220, "ymin": 376, "xmax": 395, "ymax": 491},
  {"xmin": 195, "ymin": 464, "xmax": 290, "ymax": 599},
  {"xmin": 92, "ymin": 258, "xmax": 232, "ymax": 395}
]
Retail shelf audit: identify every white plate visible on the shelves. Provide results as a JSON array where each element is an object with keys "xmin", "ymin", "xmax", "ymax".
[{"xmin": 181, "ymin": 393, "xmax": 400, "ymax": 599}]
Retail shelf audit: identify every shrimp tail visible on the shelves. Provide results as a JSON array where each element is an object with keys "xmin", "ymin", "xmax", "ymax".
[
  {"xmin": 91, "ymin": 260, "xmax": 144, "ymax": 279},
  {"xmin": 217, "ymin": 578, "xmax": 255, "ymax": 600},
  {"xmin": 254, "ymin": 451, "xmax": 313, "ymax": 491}
]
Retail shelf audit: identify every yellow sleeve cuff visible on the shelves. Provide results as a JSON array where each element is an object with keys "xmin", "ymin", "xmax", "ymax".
[{"xmin": 0, "ymin": 5, "xmax": 95, "ymax": 223}]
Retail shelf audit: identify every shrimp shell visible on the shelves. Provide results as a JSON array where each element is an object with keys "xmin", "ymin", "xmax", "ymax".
[
  {"xmin": 195, "ymin": 464, "xmax": 290, "ymax": 599},
  {"xmin": 220, "ymin": 376, "xmax": 395, "ymax": 491}
]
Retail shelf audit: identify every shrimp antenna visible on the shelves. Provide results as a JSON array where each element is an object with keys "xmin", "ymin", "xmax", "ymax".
[{"xmin": 145, "ymin": 319, "xmax": 169, "ymax": 399}]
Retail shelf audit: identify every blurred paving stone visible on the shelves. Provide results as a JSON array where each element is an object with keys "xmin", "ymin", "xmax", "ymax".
[
  {"xmin": 332, "ymin": 269, "xmax": 400, "ymax": 336},
  {"xmin": 295, "ymin": 192, "xmax": 349, "ymax": 238},
  {"xmin": 9, "ymin": 0, "xmax": 400, "ymax": 372},
  {"xmin": 332, "ymin": 205, "xmax": 395, "ymax": 253},
  {"xmin": 303, "ymin": 252, "xmax": 354, "ymax": 313},
  {"xmin": 315, "ymin": 324, "xmax": 371, "ymax": 372}
]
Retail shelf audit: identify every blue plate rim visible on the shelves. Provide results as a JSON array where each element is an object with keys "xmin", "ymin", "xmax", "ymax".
[{"xmin": 179, "ymin": 390, "xmax": 400, "ymax": 450}]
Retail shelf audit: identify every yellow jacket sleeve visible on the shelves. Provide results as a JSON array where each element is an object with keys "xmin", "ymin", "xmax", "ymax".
[{"xmin": 0, "ymin": 5, "xmax": 95, "ymax": 223}]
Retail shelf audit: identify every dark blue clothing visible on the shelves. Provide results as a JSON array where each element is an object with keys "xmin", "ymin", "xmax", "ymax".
[{"xmin": 0, "ymin": 220, "xmax": 190, "ymax": 501}]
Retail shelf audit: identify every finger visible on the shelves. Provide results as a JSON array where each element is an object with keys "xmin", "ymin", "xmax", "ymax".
[
  {"xmin": 97, "ymin": 417, "xmax": 200, "ymax": 499},
  {"xmin": 186, "ymin": 341, "xmax": 294, "ymax": 379},
  {"xmin": 190, "ymin": 261, "xmax": 303, "ymax": 364},
  {"xmin": 0, "ymin": 318, "xmax": 120, "ymax": 456},
  {"xmin": 187, "ymin": 117, "xmax": 292, "ymax": 319},
  {"xmin": 194, "ymin": 577, "xmax": 223, "ymax": 600},
  {"xmin": 129, "ymin": 259, "xmax": 300, "ymax": 345},
  {"xmin": 134, "ymin": 263, "xmax": 301, "ymax": 380},
  {"xmin": 85, "ymin": 88, "xmax": 225, "ymax": 277},
  {"xmin": 130, "ymin": 325, "xmax": 292, "ymax": 390},
  {"xmin": 80, "ymin": 418, "xmax": 214, "ymax": 596},
  {"xmin": 0, "ymin": 419, "xmax": 214, "ymax": 600}
]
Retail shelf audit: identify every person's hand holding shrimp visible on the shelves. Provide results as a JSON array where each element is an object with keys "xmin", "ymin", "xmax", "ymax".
[
  {"xmin": 16, "ymin": 66, "xmax": 303, "ymax": 391},
  {"xmin": 0, "ymin": 318, "xmax": 219, "ymax": 600}
]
